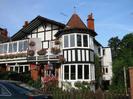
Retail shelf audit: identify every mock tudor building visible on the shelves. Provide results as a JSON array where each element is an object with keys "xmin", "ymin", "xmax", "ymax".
[{"xmin": 0, "ymin": 13, "xmax": 112, "ymax": 88}]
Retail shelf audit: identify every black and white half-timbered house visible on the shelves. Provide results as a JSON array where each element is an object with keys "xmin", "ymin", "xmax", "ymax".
[
  {"xmin": 55, "ymin": 13, "xmax": 97, "ymax": 88},
  {"xmin": 0, "ymin": 13, "xmax": 112, "ymax": 89}
]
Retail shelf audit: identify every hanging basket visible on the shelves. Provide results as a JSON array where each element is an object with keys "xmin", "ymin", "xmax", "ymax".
[
  {"xmin": 29, "ymin": 41, "xmax": 35, "ymax": 46},
  {"xmin": 51, "ymin": 47, "xmax": 60, "ymax": 54},
  {"xmin": 37, "ymin": 48, "xmax": 47, "ymax": 55},
  {"xmin": 54, "ymin": 39, "xmax": 60, "ymax": 45},
  {"xmin": 58, "ymin": 55, "xmax": 65, "ymax": 63},
  {"xmin": 27, "ymin": 50, "xmax": 35, "ymax": 56}
]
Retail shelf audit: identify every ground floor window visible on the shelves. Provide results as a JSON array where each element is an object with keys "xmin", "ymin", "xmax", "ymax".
[
  {"xmin": 19, "ymin": 66, "xmax": 23, "ymax": 73},
  {"xmin": 10, "ymin": 67, "xmax": 13, "ymax": 71},
  {"xmin": 15, "ymin": 67, "xmax": 18, "ymax": 72},
  {"xmin": 63, "ymin": 64, "xmax": 94, "ymax": 80},
  {"xmin": 10, "ymin": 65, "xmax": 29, "ymax": 73},
  {"xmin": 25, "ymin": 66, "xmax": 29, "ymax": 72}
]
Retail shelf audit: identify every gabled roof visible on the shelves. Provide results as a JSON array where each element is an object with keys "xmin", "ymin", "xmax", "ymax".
[
  {"xmin": 66, "ymin": 13, "xmax": 87, "ymax": 29},
  {"xmin": 11, "ymin": 16, "xmax": 65, "ymax": 41}
]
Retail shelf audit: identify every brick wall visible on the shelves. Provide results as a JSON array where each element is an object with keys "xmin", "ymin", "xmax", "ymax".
[{"xmin": 129, "ymin": 67, "xmax": 133, "ymax": 99}]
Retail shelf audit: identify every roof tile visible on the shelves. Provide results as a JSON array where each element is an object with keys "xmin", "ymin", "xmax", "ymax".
[{"xmin": 66, "ymin": 13, "xmax": 87, "ymax": 29}]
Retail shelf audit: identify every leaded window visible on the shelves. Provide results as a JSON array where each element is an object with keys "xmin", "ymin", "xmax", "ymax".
[
  {"xmin": 12, "ymin": 42, "xmax": 17, "ymax": 52},
  {"xmin": 77, "ymin": 34, "xmax": 82, "ymax": 47},
  {"xmin": 83, "ymin": 35, "xmax": 88, "ymax": 47},
  {"xmin": 70, "ymin": 34, "xmax": 75, "ymax": 47},
  {"xmin": 84, "ymin": 65, "xmax": 89, "ymax": 79},
  {"xmin": 3, "ymin": 44, "xmax": 7, "ymax": 53},
  {"xmin": 64, "ymin": 35, "xmax": 69, "ymax": 48},
  {"xmin": 71, "ymin": 65, "xmax": 75, "ymax": 80},
  {"xmin": 78, "ymin": 65, "xmax": 82, "ymax": 79},
  {"xmin": 64, "ymin": 65, "xmax": 69, "ymax": 80}
]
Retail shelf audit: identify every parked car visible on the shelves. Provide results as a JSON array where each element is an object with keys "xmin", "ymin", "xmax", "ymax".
[{"xmin": 0, "ymin": 80, "xmax": 52, "ymax": 99}]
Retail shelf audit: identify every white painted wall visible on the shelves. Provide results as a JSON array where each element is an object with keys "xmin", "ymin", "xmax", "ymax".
[{"xmin": 102, "ymin": 47, "xmax": 112, "ymax": 81}]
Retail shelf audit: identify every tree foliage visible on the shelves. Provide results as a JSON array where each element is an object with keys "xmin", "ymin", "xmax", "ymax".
[
  {"xmin": 108, "ymin": 33, "xmax": 133, "ymax": 93},
  {"xmin": 108, "ymin": 36, "xmax": 121, "ymax": 60}
]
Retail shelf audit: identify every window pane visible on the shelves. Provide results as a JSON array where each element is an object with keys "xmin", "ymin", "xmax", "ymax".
[
  {"xmin": 64, "ymin": 65, "xmax": 69, "ymax": 80},
  {"xmin": 84, "ymin": 65, "xmax": 89, "ymax": 79},
  {"xmin": 71, "ymin": 65, "xmax": 75, "ymax": 80},
  {"xmin": 78, "ymin": 65, "xmax": 82, "ymax": 79},
  {"xmin": 0, "ymin": 45, "xmax": 3, "ymax": 53},
  {"xmin": 64, "ymin": 35, "xmax": 69, "ymax": 48},
  {"xmin": 3, "ymin": 44, "xmax": 7, "ymax": 53},
  {"xmin": 13, "ymin": 43, "xmax": 17, "ymax": 52},
  {"xmin": 77, "ymin": 35, "xmax": 81, "ymax": 47},
  {"xmin": 24, "ymin": 41, "xmax": 28, "ymax": 51},
  {"xmin": 19, "ymin": 66, "xmax": 23, "ymax": 73},
  {"xmin": 15, "ymin": 67, "xmax": 18, "ymax": 72},
  {"xmin": 9, "ymin": 43, "xmax": 12, "ymax": 53},
  {"xmin": 10, "ymin": 67, "xmax": 13, "ymax": 71},
  {"xmin": 25, "ymin": 66, "xmax": 29, "ymax": 72},
  {"xmin": 70, "ymin": 35, "xmax": 75, "ymax": 47},
  {"xmin": 90, "ymin": 51, "xmax": 94, "ymax": 62},
  {"xmin": 19, "ymin": 42, "xmax": 23, "ymax": 51},
  {"xmin": 106, "ymin": 68, "xmax": 108, "ymax": 73},
  {"xmin": 83, "ymin": 35, "xmax": 88, "ymax": 47}
]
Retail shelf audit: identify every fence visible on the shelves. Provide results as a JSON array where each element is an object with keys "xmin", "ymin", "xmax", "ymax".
[{"xmin": 44, "ymin": 88, "xmax": 130, "ymax": 99}]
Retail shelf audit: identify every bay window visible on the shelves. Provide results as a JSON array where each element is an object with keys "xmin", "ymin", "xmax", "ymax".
[{"xmin": 64, "ymin": 64, "xmax": 92, "ymax": 80}]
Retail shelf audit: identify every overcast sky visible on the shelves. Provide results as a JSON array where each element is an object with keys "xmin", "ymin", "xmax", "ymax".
[{"xmin": 0, "ymin": 0, "xmax": 133, "ymax": 46}]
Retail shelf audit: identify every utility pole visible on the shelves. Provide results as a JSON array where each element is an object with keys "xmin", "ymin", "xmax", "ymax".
[{"xmin": 123, "ymin": 66, "xmax": 127, "ymax": 95}]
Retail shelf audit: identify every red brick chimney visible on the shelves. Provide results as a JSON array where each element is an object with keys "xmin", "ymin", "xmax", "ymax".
[
  {"xmin": 1, "ymin": 29, "xmax": 8, "ymax": 37},
  {"xmin": 87, "ymin": 13, "xmax": 95, "ymax": 31},
  {"xmin": 23, "ymin": 21, "xmax": 29, "ymax": 28}
]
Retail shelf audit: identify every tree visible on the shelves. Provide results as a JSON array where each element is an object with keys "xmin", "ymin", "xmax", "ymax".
[
  {"xmin": 108, "ymin": 33, "xmax": 133, "ymax": 93},
  {"xmin": 108, "ymin": 36, "xmax": 121, "ymax": 60}
]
